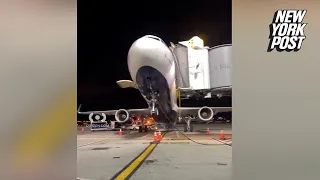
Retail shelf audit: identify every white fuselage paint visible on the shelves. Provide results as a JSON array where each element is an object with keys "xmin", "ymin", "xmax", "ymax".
[{"xmin": 127, "ymin": 35, "xmax": 178, "ymax": 112}]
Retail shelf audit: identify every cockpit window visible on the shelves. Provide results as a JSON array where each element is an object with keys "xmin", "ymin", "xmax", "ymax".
[{"xmin": 145, "ymin": 35, "xmax": 165, "ymax": 44}]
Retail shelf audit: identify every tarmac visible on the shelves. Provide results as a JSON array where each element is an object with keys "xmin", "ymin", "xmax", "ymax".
[{"xmin": 77, "ymin": 123, "xmax": 232, "ymax": 180}]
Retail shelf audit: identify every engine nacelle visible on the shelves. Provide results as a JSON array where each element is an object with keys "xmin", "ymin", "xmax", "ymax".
[
  {"xmin": 115, "ymin": 109, "xmax": 130, "ymax": 123},
  {"xmin": 198, "ymin": 106, "xmax": 214, "ymax": 121}
]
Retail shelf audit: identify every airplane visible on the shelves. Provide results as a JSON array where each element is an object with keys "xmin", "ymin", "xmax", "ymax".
[{"xmin": 77, "ymin": 35, "xmax": 231, "ymax": 132}]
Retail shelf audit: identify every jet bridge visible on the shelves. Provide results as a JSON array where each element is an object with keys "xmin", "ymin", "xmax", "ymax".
[{"xmin": 170, "ymin": 36, "xmax": 232, "ymax": 99}]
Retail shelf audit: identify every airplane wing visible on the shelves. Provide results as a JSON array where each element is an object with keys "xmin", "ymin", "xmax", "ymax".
[
  {"xmin": 116, "ymin": 80, "xmax": 137, "ymax": 89},
  {"xmin": 176, "ymin": 107, "xmax": 232, "ymax": 116},
  {"xmin": 77, "ymin": 104, "xmax": 149, "ymax": 116}
]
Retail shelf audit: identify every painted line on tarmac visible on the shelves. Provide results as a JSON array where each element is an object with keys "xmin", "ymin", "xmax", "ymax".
[
  {"xmin": 110, "ymin": 131, "xmax": 167, "ymax": 180},
  {"xmin": 77, "ymin": 138, "xmax": 110, "ymax": 148},
  {"xmin": 212, "ymin": 138, "xmax": 232, "ymax": 147},
  {"xmin": 110, "ymin": 143, "xmax": 158, "ymax": 180}
]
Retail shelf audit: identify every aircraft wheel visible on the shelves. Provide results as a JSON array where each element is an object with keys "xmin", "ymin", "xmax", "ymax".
[
  {"xmin": 184, "ymin": 124, "xmax": 188, "ymax": 132},
  {"xmin": 190, "ymin": 124, "xmax": 194, "ymax": 132},
  {"xmin": 139, "ymin": 126, "xmax": 142, "ymax": 133}
]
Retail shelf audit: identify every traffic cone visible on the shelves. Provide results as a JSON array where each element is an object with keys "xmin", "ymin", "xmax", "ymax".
[
  {"xmin": 81, "ymin": 128, "xmax": 84, "ymax": 133},
  {"xmin": 153, "ymin": 131, "xmax": 158, "ymax": 143},
  {"xmin": 119, "ymin": 129, "xmax": 123, "ymax": 136},
  {"xmin": 220, "ymin": 128, "xmax": 225, "ymax": 140},
  {"xmin": 206, "ymin": 128, "xmax": 210, "ymax": 135},
  {"xmin": 157, "ymin": 130, "xmax": 162, "ymax": 141}
]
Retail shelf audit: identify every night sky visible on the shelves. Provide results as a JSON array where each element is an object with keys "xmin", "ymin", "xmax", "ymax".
[{"xmin": 78, "ymin": 1, "xmax": 232, "ymax": 113}]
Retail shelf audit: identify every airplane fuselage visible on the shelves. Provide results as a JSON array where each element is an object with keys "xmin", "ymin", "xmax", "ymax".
[
  {"xmin": 127, "ymin": 35, "xmax": 179, "ymax": 123},
  {"xmin": 77, "ymin": 35, "xmax": 231, "ymax": 130}
]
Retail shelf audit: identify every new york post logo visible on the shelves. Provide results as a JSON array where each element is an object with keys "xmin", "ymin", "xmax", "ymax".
[{"xmin": 267, "ymin": 10, "xmax": 307, "ymax": 52}]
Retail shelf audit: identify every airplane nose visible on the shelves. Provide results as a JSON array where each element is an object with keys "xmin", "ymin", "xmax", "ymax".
[{"xmin": 127, "ymin": 35, "xmax": 175, "ymax": 82}]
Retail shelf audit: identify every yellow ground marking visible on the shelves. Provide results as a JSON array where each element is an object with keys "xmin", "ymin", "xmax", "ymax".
[
  {"xmin": 14, "ymin": 86, "xmax": 76, "ymax": 163},
  {"xmin": 114, "ymin": 143, "xmax": 157, "ymax": 180},
  {"xmin": 161, "ymin": 131, "xmax": 167, "ymax": 138},
  {"xmin": 113, "ymin": 128, "xmax": 167, "ymax": 178}
]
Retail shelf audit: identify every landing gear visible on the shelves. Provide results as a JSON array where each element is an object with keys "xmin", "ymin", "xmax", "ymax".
[
  {"xmin": 184, "ymin": 123, "xmax": 194, "ymax": 132},
  {"xmin": 183, "ymin": 124, "xmax": 187, "ymax": 132},
  {"xmin": 150, "ymin": 108, "xmax": 159, "ymax": 116},
  {"xmin": 183, "ymin": 117, "xmax": 194, "ymax": 132}
]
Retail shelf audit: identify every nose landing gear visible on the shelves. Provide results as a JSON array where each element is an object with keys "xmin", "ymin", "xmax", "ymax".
[{"xmin": 183, "ymin": 116, "xmax": 194, "ymax": 132}]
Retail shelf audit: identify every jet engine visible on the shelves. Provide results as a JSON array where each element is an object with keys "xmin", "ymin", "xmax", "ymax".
[
  {"xmin": 198, "ymin": 106, "xmax": 214, "ymax": 121},
  {"xmin": 115, "ymin": 109, "xmax": 130, "ymax": 123}
]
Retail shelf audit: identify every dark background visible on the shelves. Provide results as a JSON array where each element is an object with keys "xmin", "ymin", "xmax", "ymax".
[{"xmin": 78, "ymin": 1, "xmax": 232, "ymax": 118}]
